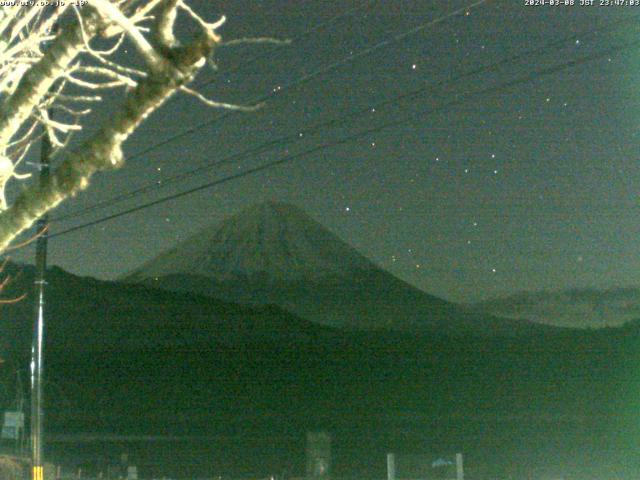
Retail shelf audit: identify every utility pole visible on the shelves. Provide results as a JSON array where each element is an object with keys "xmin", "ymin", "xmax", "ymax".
[
  {"xmin": 16, "ymin": 370, "xmax": 25, "ymax": 456},
  {"xmin": 30, "ymin": 116, "xmax": 52, "ymax": 480}
]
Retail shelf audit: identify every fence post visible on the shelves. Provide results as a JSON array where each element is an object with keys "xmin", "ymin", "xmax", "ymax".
[
  {"xmin": 305, "ymin": 432, "xmax": 331, "ymax": 479},
  {"xmin": 455, "ymin": 453, "xmax": 463, "ymax": 480},
  {"xmin": 386, "ymin": 453, "xmax": 395, "ymax": 480}
]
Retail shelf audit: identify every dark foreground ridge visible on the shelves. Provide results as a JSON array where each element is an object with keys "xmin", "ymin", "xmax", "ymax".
[{"xmin": 1, "ymin": 262, "xmax": 639, "ymax": 479}]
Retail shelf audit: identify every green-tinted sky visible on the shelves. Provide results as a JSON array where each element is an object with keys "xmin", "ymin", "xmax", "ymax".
[{"xmin": 9, "ymin": 1, "xmax": 640, "ymax": 302}]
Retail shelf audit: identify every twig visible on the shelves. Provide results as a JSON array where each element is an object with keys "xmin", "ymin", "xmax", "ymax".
[
  {"xmin": 180, "ymin": 85, "xmax": 263, "ymax": 111},
  {"xmin": 4, "ymin": 225, "xmax": 48, "ymax": 252},
  {"xmin": 222, "ymin": 37, "xmax": 291, "ymax": 47}
]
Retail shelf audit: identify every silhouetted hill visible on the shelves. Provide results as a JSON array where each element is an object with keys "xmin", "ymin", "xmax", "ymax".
[
  {"xmin": 469, "ymin": 287, "xmax": 640, "ymax": 328},
  {"xmin": 1, "ymin": 263, "xmax": 639, "ymax": 479},
  {"xmin": 0, "ymin": 262, "xmax": 333, "ymax": 361}
]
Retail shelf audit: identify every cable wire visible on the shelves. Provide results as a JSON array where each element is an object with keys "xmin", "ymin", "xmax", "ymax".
[
  {"xmin": 51, "ymin": 13, "xmax": 639, "ymax": 223},
  {"xmin": 88, "ymin": 0, "xmax": 489, "ymax": 170},
  {"xmin": 51, "ymin": 0, "xmax": 491, "ymax": 222},
  {"xmin": 49, "ymin": 38, "xmax": 640, "ymax": 240}
]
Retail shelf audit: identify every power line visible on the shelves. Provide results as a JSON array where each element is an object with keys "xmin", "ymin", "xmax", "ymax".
[
  {"xmin": 43, "ymin": 2, "xmax": 374, "ymax": 223},
  {"xmin": 32, "ymin": 2, "xmax": 373, "ymax": 224},
  {"xmin": 50, "ymin": 0, "xmax": 492, "ymax": 222},
  {"xmin": 49, "ymin": 38, "xmax": 639, "ymax": 240},
  {"xmin": 52, "ymin": 13, "xmax": 638, "ymax": 223},
  {"xmin": 79, "ymin": 0, "xmax": 489, "ymax": 172}
]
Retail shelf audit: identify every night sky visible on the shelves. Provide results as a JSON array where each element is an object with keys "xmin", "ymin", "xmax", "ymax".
[{"xmin": 8, "ymin": 1, "xmax": 640, "ymax": 302}]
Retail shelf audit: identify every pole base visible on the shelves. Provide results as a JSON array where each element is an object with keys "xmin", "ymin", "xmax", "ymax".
[{"xmin": 32, "ymin": 465, "xmax": 43, "ymax": 480}]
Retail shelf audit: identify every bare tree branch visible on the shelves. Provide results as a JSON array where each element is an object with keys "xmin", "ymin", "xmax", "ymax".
[
  {"xmin": 91, "ymin": 0, "xmax": 162, "ymax": 70},
  {"xmin": 0, "ymin": 7, "xmax": 102, "ymax": 150},
  {"xmin": 179, "ymin": 85, "xmax": 263, "ymax": 111},
  {"xmin": 0, "ymin": 16, "xmax": 222, "ymax": 251},
  {"xmin": 0, "ymin": 0, "xmax": 269, "ymax": 255},
  {"xmin": 222, "ymin": 37, "xmax": 291, "ymax": 47}
]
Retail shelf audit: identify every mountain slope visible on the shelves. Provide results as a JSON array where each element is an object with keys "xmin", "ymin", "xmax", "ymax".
[
  {"xmin": 126, "ymin": 201, "xmax": 377, "ymax": 283},
  {"xmin": 469, "ymin": 287, "xmax": 640, "ymax": 328},
  {"xmin": 1, "ymin": 262, "xmax": 638, "ymax": 479},
  {"xmin": 0, "ymin": 261, "xmax": 331, "ymax": 362},
  {"xmin": 125, "ymin": 202, "xmax": 547, "ymax": 335}
]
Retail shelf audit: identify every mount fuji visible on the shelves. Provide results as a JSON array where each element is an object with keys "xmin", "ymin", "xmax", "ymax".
[{"xmin": 125, "ymin": 201, "xmax": 545, "ymax": 335}]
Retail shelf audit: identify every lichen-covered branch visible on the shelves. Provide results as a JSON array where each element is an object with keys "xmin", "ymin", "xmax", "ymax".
[
  {"xmin": 0, "ymin": 22, "xmax": 219, "ymax": 252},
  {"xmin": 0, "ymin": 8, "xmax": 102, "ymax": 149},
  {"xmin": 0, "ymin": 0, "xmax": 265, "ymax": 254},
  {"xmin": 91, "ymin": 0, "xmax": 162, "ymax": 71}
]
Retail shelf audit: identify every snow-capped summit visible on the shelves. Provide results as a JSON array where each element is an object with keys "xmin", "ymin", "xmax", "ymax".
[
  {"xmin": 126, "ymin": 201, "xmax": 545, "ymax": 334},
  {"xmin": 127, "ymin": 201, "xmax": 376, "ymax": 284}
]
